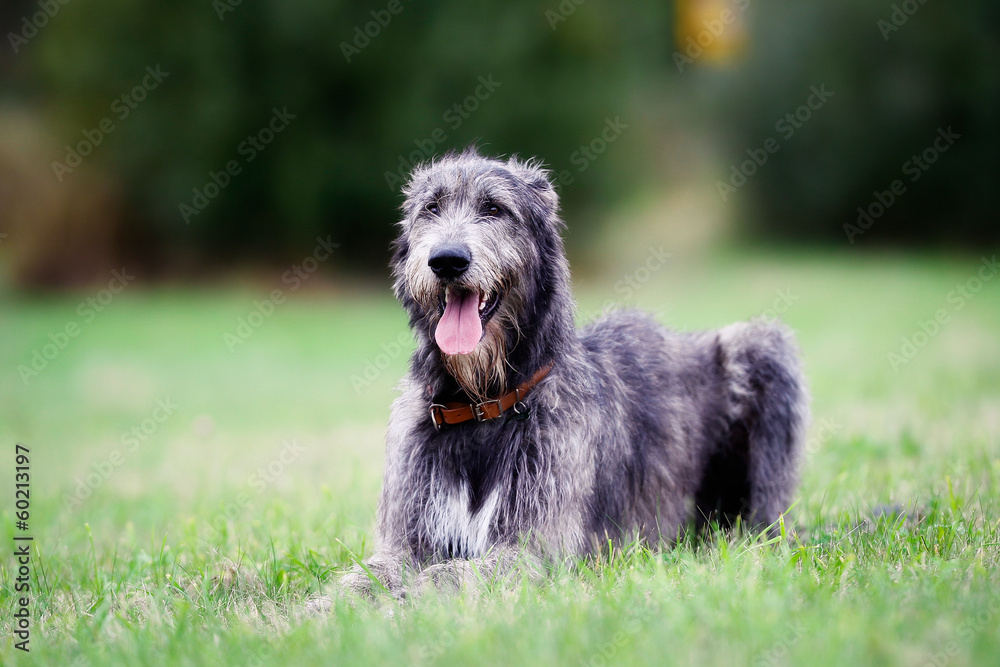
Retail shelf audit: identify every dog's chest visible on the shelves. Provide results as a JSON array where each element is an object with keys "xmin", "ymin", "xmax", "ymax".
[{"xmin": 424, "ymin": 481, "xmax": 502, "ymax": 559}]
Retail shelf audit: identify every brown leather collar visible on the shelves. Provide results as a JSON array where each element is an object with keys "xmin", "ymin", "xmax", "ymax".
[{"xmin": 429, "ymin": 363, "xmax": 553, "ymax": 430}]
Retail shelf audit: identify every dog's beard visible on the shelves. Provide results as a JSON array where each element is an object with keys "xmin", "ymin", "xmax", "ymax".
[
  {"xmin": 405, "ymin": 268, "xmax": 523, "ymax": 400},
  {"xmin": 440, "ymin": 315, "xmax": 508, "ymax": 402}
]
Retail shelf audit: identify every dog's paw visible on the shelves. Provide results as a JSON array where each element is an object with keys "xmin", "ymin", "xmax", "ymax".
[
  {"xmin": 340, "ymin": 568, "xmax": 408, "ymax": 605},
  {"xmin": 413, "ymin": 560, "xmax": 475, "ymax": 595},
  {"xmin": 304, "ymin": 595, "xmax": 334, "ymax": 615},
  {"xmin": 340, "ymin": 570, "xmax": 377, "ymax": 598}
]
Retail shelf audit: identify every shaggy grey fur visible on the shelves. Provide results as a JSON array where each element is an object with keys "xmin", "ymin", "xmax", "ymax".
[{"xmin": 339, "ymin": 147, "xmax": 809, "ymax": 599}]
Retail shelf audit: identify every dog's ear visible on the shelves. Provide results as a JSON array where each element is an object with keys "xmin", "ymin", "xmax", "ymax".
[{"xmin": 507, "ymin": 156, "xmax": 560, "ymax": 215}]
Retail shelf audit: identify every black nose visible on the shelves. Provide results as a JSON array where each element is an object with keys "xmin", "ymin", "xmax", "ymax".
[{"xmin": 428, "ymin": 244, "xmax": 471, "ymax": 280}]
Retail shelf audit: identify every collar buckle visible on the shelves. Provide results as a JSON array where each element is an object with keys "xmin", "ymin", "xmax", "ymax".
[
  {"xmin": 472, "ymin": 399, "xmax": 502, "ymax": 422},
  {"xmin": 429, "ymin": 403, "xmax": 445, "ymax": 431},
  {"xmin": 428, "ymin": 362, "xmax": 553, "ymax": 430}
]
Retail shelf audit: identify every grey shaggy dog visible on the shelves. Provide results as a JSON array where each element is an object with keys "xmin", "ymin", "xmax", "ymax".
[{"xmin": 336, "ymin": 147, "xmax": 808, "ymax": 600}]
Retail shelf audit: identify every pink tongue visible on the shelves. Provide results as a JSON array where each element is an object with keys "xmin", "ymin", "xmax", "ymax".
[{"xmin": 435, "ymin": 290, "xmax": 483, "ymax": 355}]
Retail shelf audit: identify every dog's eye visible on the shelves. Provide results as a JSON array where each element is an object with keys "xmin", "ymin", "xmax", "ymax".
[
  {"xmin": 425, "ymin": 202, "xmax": 439, "ymax": 215},
  {"xmin": 484, "ymin": 203, "xmax": 501, "ymax": 217}
]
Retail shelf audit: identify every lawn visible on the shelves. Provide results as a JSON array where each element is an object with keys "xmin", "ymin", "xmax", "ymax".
[{"xmin": 2, "ymin": 249, "xmax": 999, "ymax": 666}]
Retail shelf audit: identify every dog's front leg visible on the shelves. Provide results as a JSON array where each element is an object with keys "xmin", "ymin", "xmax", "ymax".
[
  {"xmin": 340, "ymin": 549, "xmax": 409, "ymax": 600},
  {"xmin": 306, "ymin": 550, "xmax": 409, "ymax": 613},
  {"xmin": 413, "ymin": 547, "xmax": 541, "ymax": 596}
]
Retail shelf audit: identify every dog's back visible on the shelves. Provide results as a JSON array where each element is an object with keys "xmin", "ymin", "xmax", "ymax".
[{"xmin": 577, "ymin": 310, "xmax": 807, "ymax": 544}]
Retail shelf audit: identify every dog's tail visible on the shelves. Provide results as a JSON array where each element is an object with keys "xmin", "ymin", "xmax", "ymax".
[{"xmin": 717, "ymin": 318, "xmax": 810, "ymax": 533}]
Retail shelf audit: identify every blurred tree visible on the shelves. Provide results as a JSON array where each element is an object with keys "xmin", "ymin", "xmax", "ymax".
[
  {"xmin": 21, "ymin": 0, "xmax": 674, "ymax": 276},
  {"xmin": 2, "ymin": 0, "xmax": 996, "ymax": 288},
  {"xmin": 705, "ymin": 0, "xmax": 1000, "ymax": 246}
]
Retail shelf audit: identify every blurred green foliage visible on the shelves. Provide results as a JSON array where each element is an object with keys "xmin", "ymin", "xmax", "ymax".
[
  {"xmin": 22, "ymin": 0, "xmax": 674, "ymax": 268},
  {"xmin": 704, "ymin": 0, "xmax": 1000, "ymax": 246},
  {"xmin": 3, "ymin": 0, "xmax": 997, "ymax": 279}
]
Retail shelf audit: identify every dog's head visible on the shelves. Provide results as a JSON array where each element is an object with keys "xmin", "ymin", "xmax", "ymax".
[{"xmin": 391, "ymin": 148, "xmax": 565, "ymax": 398}]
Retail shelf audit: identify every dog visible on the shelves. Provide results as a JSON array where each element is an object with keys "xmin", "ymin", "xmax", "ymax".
[{"xmin": 337, "ymin": 147, "xmax": 808, "ymax": 599}]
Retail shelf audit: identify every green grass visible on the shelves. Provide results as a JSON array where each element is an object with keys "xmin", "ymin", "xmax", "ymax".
[{"xmin": 2, "ymin": 249, "xmax": 999, "ymax": 666}]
